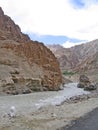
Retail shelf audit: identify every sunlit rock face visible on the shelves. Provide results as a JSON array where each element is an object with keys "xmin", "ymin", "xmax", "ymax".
[{"xmin": 0, "ymin": 7, "xmax": 62, "ymax": 95}]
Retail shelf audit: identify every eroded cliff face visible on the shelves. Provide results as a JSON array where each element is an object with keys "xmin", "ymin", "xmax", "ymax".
[{"xmin": 0, "ymin": 7, "xmax": 62, "ymax": 95}]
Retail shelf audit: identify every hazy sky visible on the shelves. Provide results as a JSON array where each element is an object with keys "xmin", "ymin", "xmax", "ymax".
[{"xmin": 0, "ymin": 0, "xmax": 98, "ymax": 47}]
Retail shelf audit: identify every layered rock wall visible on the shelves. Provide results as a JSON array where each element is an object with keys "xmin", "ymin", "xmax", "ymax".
[{"xmin": 0, "ymin": 7, "xmax": 62, "ymax": 95}]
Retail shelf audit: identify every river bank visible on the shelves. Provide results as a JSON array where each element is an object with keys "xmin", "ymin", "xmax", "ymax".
[{"xmin": 0, "ymin": 83, "xmax": 98, "ymax": 130}]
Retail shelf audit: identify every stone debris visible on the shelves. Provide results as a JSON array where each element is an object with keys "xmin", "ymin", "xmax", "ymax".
[{"xmin": 8, "ymin": 106, "xmax": 16, "ymax": 118}]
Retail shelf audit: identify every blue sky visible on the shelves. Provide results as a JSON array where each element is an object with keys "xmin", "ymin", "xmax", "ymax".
[
  {"xmin": 70, "ymin": 0, "xmax": 98, "ymax": 8},
  {"xmin": 70, "ymin": 0, "xmax": 85, "ymax": 8},
  {"xmin": 29, "ymin": 33, "xmax": 85, "ymax": 46},
  {"xmin": 0, "ymin": 0, "xmax": 98, "ymax": 47}
]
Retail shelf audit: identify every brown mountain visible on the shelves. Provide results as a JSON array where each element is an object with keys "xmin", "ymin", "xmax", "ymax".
[
  {"xmin": 0, "ymin": 7, "xmax": 62, "ymax": 95},
  {"xmin": 47, "ymin": 44, "xmax": 79, "ymax": 71},
  {"xmin": 47, "ymin": 40, "xmax": 98, "ymax": 78},
  {"xmin": 69, "ymin": 40, "xmax": 98, "ymax": 75},
  {"xmin": 0, "ymin": 7, "xmax": 30, "ymax": 42}
]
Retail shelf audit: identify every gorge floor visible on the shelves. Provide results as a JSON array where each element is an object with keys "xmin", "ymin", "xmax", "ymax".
[{"xmin": 0, "ymin": 83, "xmax": 98, "ymax": 130}]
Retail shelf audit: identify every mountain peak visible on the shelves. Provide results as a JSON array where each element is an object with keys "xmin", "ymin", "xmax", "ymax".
[
  {"xmin": 0, "ymin": 7, "xmax": 4, "ymax": 16},
  {"xmin": 0, "ymin": 7, "xmax": 30, "ymax": 42}
]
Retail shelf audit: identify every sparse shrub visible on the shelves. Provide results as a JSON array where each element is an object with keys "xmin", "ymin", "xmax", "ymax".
[{"xmin": 63, "ymin": 71, "xmax": 75, "ymax": 76}]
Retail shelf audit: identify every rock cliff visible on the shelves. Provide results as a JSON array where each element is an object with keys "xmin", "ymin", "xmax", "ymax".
[{"xmin": 0, "ymin": 7, "xmax": 62, "ymax": 95}]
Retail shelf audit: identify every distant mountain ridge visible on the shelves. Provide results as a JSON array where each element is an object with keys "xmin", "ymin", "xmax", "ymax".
[{"xmin": 47, "ymin": 39, "xmax": 98, "ymax": 75}]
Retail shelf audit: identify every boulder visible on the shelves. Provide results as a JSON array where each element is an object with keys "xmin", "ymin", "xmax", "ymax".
[
  {"xmin": 84, "ymin": 84, "xmax": 96, "ymax": 91},
  {"xmin": 77, "ymin": 75, "xmax": 96, "ymax": 91}
]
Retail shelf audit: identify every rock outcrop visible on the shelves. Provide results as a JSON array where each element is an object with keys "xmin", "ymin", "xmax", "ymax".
[
  {"xmin": 0, "ymin": 7, "xmax": 62, "ymax": 95},
  {"xmin": 77, "ymin": 75, "xmax": 96, "ymax": 91}
]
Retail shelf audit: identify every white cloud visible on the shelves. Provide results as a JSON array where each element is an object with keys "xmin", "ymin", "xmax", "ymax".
[
  {"xmin": 0, "ymin": 0, "xmax": 98, "ymax": 41},
  {"xmin": 62, "ymin": 40, "xmax": 85, "ymax": 48}
]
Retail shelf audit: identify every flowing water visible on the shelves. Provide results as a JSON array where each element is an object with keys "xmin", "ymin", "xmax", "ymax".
[{"xmin": 0, "ymin": 83, "xmax": 89, "ymax": 116}]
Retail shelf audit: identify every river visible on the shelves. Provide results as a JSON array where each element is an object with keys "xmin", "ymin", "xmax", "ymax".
[{"xmin": 0, "ymin": 83, "xmax": 89, "ymax": 116}]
